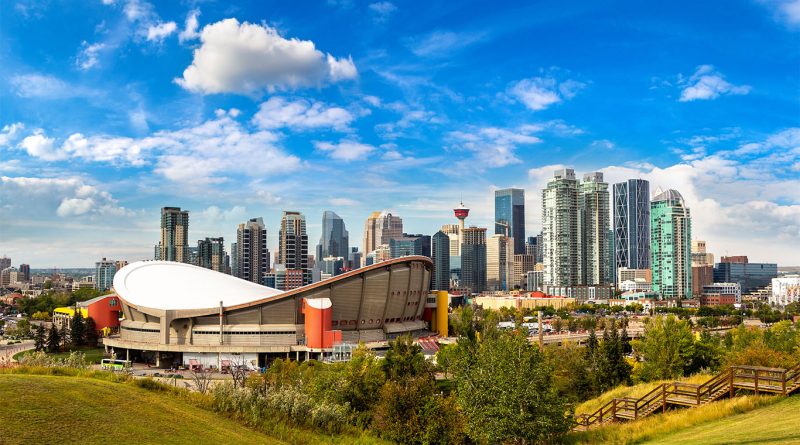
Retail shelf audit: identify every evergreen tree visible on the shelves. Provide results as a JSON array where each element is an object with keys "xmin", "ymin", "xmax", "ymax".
[
  {"xmin": 58, "ymin": 323, "xmax": 70, "ymax": 351},
  {"xmin": 621, "ymin": 323, "xmax": 632, "ymax": 354},
  {"xmin": 70, "ymin": 310, "xmax": 86, "ymax": 347},
  {"xmin": 34, "ymin": 324, "xmax": 46, "ymax": 351},
  {"xmin": 47, "ymin": 324, "xmax": 60, "ymax": 353},
  {"xmin": 84, "ymin": 317, "xmax": 98, "ymax": 347}
]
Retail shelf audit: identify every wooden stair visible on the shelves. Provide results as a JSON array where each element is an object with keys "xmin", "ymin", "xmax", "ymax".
[{"xmin": 574, "ymin": 361, "xmax": 800, "ymax": 430}]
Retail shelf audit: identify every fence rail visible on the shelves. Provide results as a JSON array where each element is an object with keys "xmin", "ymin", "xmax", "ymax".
[{"xmin": 574, "ymin": 361, "xmax": 800, "ymax": 430}]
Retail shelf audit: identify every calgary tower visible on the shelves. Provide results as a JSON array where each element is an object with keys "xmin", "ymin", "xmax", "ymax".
[{"xmin": 453, "ymin": 200, "xmax": 469, "ymax": 254}]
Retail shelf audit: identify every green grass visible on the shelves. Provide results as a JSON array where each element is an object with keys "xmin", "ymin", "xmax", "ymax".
[
  {"xmin": 0, "ymin": 369, "xmax": 388, "ymax": 445},
  {"xmin": 644, "ymin": 395, "xmax": 800, "ymax": 444},
  {"xmin": 13, "ymin": 346, "xmax": 106, "ymax": 364},
  {"xmin": 0, "ymin": 373, "xmax": 278, "ymax": 445}
]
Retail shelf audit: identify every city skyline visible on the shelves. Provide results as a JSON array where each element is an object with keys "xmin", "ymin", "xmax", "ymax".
[{"xmin": 1, "ymin": 1, "xmax": 799, "ymax": 267}]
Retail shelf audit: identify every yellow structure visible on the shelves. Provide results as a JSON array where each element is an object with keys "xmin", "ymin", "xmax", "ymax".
[
  {"xmin": 436, "ymin": 290, "xmax": 449, "ymax": 337},
  {"xmin": 52, "ymin": 307, "xmax": 89, "ymax": 329}
]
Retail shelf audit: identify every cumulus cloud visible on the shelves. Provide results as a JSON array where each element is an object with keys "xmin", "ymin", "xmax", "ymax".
[
  {"xmin": 449, "ymin": 125, "xmax": 542, "ymax": 168},
  {"xmin": 176, "ymin": 18, "xmax": 358, "ymax": 95},
  {"xmin": 178, "ymin": 9, "xmax": 200, "ymax": 43},
  {"xmin": 14, "ymin": 111, "xmax": 302, "ymax": 186},
  {"xmin": 0, "ymin": 123, "xmax": 24, "ymax": 147},
  {"xmin": 314, "ymin": 140, "xmax": 375, "ymax": 161},
  {"xmin": 252, "ymin": 97, "xmax": 354, "ymax": 131},
  {"xmin": 678, "ymin": 65, "xmax": 751, "ymax": 102},
  {"xmin": 18, "ymin": 132, "xmax": 64, "ymax": 161},
  {"xmin": 146, "ymin": 21, "xmax": 177, "ymax": 42},
  {"xmin": 0, "ymin": 176, "xmax": 126, "ymax": 219},
  {"xmin": 508, "ymin": 75, "xmax": 586, "ymax": 111}
]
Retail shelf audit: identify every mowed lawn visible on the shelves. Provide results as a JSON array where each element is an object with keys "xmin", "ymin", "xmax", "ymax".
[
  {"xmin": 0, "ymin": 374, "xmax": 282, "ymax": 445},
  {"xmin": 14, "ymin": 346, "xmax": 106, "ymax": 364},
  {"xmin": 644, "ymin": 395, "xmax": 800, "ymax": 445}
]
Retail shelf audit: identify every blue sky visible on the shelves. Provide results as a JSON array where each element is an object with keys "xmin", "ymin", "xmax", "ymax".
[{"xmin": 1, "ymin": 0, "xmax": 799, "ymax": 267}]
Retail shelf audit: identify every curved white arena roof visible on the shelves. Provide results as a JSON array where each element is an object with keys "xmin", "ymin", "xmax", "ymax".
[{"xmin": 113, "ymin": 261, "xmax": 284, "ymax": 310}]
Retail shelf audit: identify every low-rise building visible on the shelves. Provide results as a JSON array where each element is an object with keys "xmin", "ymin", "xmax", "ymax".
[
  {"xmin": 473, "ymin": 295, "xmax": 575, "ymax": 311},
  {"xmin": 543, "ymin": 284, "xmax": 614, "ymax": 302},
  {"xmin": 771, "ymin": 276, "xmax": 800, "ymax": 306},
  {"xmin": 53, "ymin": 294, "xmax": 121, "ymax": 335},
  {"xmin": 701, "ymin": 282, "xmax": 741, "ymax": 305}
]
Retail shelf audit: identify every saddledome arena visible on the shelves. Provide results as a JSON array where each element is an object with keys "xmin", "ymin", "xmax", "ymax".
[{"xmin": 103, "ymin": 256, "xmax": 437, "ymax": 369}]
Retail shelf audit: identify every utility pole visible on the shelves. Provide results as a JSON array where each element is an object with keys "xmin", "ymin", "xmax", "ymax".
[{"xmin": 538, "ymin": 310, "xmax": 544, "ymax": 350}]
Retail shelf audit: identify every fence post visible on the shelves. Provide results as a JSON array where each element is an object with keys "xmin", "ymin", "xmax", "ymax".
[
  {"xmin": 662, "ymin": 385, "xmax": 667, "ymax": 413},
  {"xmin": 730, "ymin": 369, "xmax": 734, "ymax": 398},
  {"xmin": 782, "ymin": 370, "xmax": 787, "ymax": 396},
  {"xmin": 754, "ymin": 369, "xmax": 759, "ymax": 396}
]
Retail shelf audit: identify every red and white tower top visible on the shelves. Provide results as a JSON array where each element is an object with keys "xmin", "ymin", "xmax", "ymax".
[{"xmin": 454, "ymin": 200, "xmax": 469, "ymax": 221}]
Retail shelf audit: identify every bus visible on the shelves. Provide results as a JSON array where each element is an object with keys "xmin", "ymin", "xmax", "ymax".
[{"xmin": 101, "ymin": 359, "xmax": 132, "ymax": 371}]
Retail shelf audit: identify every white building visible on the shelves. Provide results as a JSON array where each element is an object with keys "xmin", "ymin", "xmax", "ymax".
[
  {"xmin": 619, "ymin": 278, "xmax": 652, "ymax": 292},
  {"xmin": 771, "ymin": 276, "xmax": 800, "ymax": 306}
]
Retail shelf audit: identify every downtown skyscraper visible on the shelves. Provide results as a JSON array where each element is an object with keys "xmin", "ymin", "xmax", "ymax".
[
  {"xmin": 650, "ymin": 189, "xmax": 692, "ymax": 299},
  {"xmin": 316, "ymin": 210, "xmax": 349, "ymax": 261},
  {"xmin": 580, "ymin": 172, "xmax": 611, "ymax": 285},
  {"xmin": 236, "ymin": 217, "xmax": 269, "ymax": 284},
  {"xmin": 542, "ymin": 169, "xmax": 611, "ymax": 286},
  {"xmin": 613, "ymin": 179, "xmax": 650, "ymax": 273},
  {"xmin": 461, "ymin": 226, "xmax": 487, "ymax": 294},
  {"xmin": 494, "ymin": 188, "xmax": 525, "ymax": 254},
  {"xmin": 362, "ymin": 211, "xmax": 403, "ymax": 259},
  {"xmin": 431, "ymin": 231, "xmax": 450, "ymax": 291},
  {"xmin": 197, "ymin": 237, "xmax": 227, "ymax": 273},
  {"xmin": 542, "ymin": 169, "xmax": 580, "ymax": 286},
  {"xmin": 279, "ymin": 211, "xmax": 310, "ymax": 286},
  {"xmin": 155, "ymin": 207, "xmax": 189, "ymax": 263}
]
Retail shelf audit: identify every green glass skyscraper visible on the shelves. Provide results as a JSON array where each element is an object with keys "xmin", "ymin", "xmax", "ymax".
[{"xmin": 650, "ymin": 189, "xmax": 692, "ymax": 299}]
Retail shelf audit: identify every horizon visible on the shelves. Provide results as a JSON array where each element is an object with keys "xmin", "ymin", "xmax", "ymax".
[{"xmin": 1, "ymin": 0, "xmax": 799, "ymax": 267}]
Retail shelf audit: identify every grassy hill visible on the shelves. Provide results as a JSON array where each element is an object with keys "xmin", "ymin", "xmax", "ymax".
[
  {"xmin": 568, "ymin": 383, "xmax": 800, "ymax": 444},
  {"xmin": 644, "ymin": 395, "xmax": 800, "ymax": 445},
  {"xmin": 0, "ymin": 374, "xmax": 279, "ymax": 445},
  {"xmin": 0, "ymin": 373, "xmax": 385, "ymax": 445}
]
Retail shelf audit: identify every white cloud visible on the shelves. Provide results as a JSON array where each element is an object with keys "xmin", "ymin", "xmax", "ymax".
[
  {"xmin": 10, "ymin": 74, "xmax": 93, "ymax": 99},
  {"xmin": 77, "ymin": 41, "xmax": 107, "ymax": 70},
  {"xmin": 146, "ymin": 21, "xmax": 177, "ymax": 42},
  {"xmin": 449, "ymin": 125, "xmax": 543, "ymax": 168},
  {"xmin": 18, "ymin": 132, "xmax": 65, "ymax": 161},
  {"xmin": 314, "ymin": 140, "xmax": 375, "ymax": 161},
  {"xmin": 14, "ymin": 113, "xmax": 302, "ymax": 185},
  {"xmin": 368, "ymin": 2, "xmax": 397, "ymax": 21},
  {"xmin": 758, "ymin": 0, "xmax": 800, "ymax": 26},
  {"xmin": 0, "ymin": 176, "xmax": 126, "ymax": 219},
  {"xmin": 408, "ymin": 30, "xmax": 485, "ymax": 57},
  {"xmin": 176, "ymin": 18, "xmax": 358, "ymax": 95},
  {"xmin": 252, "ymin": 97, "xmax": 355, "ymax": 131},
  {"xmin": 508, "ymin": 75, "xmax": 586, "ymax": 111},
  {"xmin": 198, "ymin": 205, "xmax": 247, "ymax": 223},
  {"xmin": 178, "ymin": 9, "xmax": 200, "ymax": 43},
  {"xmin": 0, "ymin": 123, "xmax": 24, "ymax": 147},
  {"xmin": 678, "ymin": 65, "xmax": 751, "ymax": 102}
]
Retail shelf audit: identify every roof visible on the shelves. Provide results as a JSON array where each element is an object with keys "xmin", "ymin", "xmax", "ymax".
[
  {"xmin": 113, "ymin": 261, "xmax": 284, "ymax": 311},
  {"xmin": 77, "ymin": 294, "xmax": 117, "ymax": 307},
  {"xmin": 652, "ymin": 188, "xmax": 684, "ymax": 203},
  {"xmin": 53, "ymin": 307, "xmax": 89, "ymax": 317}
]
